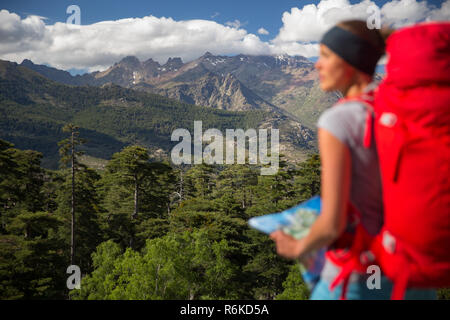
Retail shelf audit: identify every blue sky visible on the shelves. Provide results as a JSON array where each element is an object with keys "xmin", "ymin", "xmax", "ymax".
[
  {"xmin": 0, "ymin": 0, "xmax": 448, "ymax": 72},
  {"xmin": 2, "ymin": 0, "xmax": 446, "ymax": 36}
]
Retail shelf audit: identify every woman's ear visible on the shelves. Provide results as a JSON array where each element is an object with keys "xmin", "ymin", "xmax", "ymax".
[
  {"xmin": 345, "ymin": 63, "xmax": 357, "ymax": 80},
  {"xmin": 336, "ymin": 63, "xmax": 358, "ymax": 96}
]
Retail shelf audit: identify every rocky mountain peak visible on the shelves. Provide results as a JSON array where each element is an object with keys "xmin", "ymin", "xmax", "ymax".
[
  {"xmin": 19, "ymin": 58, "xmax": 80, "ymax": 85},
  {"xmin": 142, "ymin": 58, "xmax": 161, "ymax": 76},
  {"xmin": 117, "ymin": 56, "xmax": 141, "ymax": 69},
  {"xmin": 20, "ymin": 59, "xmax": 34, "ymax": 67},
  {"xmin": 202, "ymin": 51, "xmax": 214, "ymax": 58},
  {"xmin": 163, "ymin": 57, "xmax": 183, "ymax": 71},
  {"xmin": 273, "ymin": 54, "xmax": 311, "ymax": 68},
  {"xmin": 143, "ymin": 58, "xmax": 160, "ymax": 66}
]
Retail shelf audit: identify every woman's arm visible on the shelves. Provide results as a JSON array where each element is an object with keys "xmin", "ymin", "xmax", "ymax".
[{"xmin": 270, "ymin": 128, "xmax": 351, "ymax": 260}]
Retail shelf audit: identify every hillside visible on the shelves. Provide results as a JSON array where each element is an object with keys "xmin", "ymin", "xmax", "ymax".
[
  {"xmin": 0, "ymin": 60, "xmax": 316, "ymax": 169},
  {"xmin": 21, "ymin": 53, "xmax": 340, "ymax": 128}
]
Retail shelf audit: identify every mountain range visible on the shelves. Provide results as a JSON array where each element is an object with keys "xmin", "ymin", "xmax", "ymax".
[
  {"xmin": 1, "ymin": 54, "xmax": 326, "ymax": 169},
  {"xmin": 20, "ymin": 53, "xmax": 342, "ymax": 128}
]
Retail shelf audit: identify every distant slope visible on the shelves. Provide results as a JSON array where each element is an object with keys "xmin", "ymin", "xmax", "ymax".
[
  {"xmin": 21, "ymin": 54, "xmax": 339, "ymax": 128},
  {"xmin": 0, "ymin": 60, "xmax": 316, "ymax": 169}
]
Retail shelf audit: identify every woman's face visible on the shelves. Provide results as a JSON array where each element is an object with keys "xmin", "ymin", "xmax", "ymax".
[{"xmin": 315, "ymin": 44, "xmax": 356, "ymax": 92}]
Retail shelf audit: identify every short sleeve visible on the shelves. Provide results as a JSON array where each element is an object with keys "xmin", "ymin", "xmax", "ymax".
[{"xmin": 316, "ymin": 101, "xmax": 367, "ymax": 148}]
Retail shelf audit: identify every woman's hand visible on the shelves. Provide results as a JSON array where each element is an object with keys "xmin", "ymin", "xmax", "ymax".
[
  {"xmin": 270, "ymin": 230, "xmax": 318, "ymax": 268},
  {"xmin": 270, "ymin": 230, "xmax": 304, "ymax": 260}
]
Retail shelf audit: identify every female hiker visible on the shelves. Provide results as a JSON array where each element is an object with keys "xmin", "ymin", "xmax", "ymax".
[{"xmin": 270, "ymin": 20, "xmax": 436, "ymax": 300}]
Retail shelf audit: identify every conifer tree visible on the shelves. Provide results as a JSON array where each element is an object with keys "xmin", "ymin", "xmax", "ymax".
[{"xmin": 58, "ymin": 124, "xmax": 86, "ymax": 265}]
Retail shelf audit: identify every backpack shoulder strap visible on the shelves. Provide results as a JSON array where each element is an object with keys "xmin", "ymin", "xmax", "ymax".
[{"xmin": 335, "ymin": 90, "xmax": 376, "ymax": 148}]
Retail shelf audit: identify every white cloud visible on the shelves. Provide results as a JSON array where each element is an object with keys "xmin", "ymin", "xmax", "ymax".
[
  {"xmin": 273, "ymin": 0, "xmax": 379, "ymax": 43},
  {"xmin": 0, "ymin": 11, "xmax": 271, "ymax": 71},
  {"xmin": 381, "ymin": 0, "xmax": 450, "ymax": 27},
  {"xmin": 428, "ymin": 0, "xmax": 450, "ymax": 20},
  {"xmin": 0, "ymin": 2, "xmax": 448, "ymax": 71},
  {"xmin": 272, "ymin": 0, "xmax": 450, "ymax": 57},
  {"xmin": 258, "ymin": 27, "xmax": 269, "ymax": 35},
  {"xmin": 0, "ymin": 10, "xmax": 49, "ymax": 47},
  {"xmin": 381, "ymin": 0, "xmax": 431, "ymax": 27},
  {"xmin": 225, "ymin": 19, "xmax": 246, "ymax": 29}
]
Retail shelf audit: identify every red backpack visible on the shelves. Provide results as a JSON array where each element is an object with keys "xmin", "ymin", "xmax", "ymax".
[
  {"xmin": 329, "ymin": 22, "xmax": 450, "ymax": 300},
  {"xmin": 370, "ymin": 21, "xmax": 450, "ymax": 299}
]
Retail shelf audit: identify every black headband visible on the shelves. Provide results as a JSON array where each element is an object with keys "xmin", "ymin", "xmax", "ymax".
[{"xmin": 320, "ymin": 26, "xmax": 382, "ymax": 75}]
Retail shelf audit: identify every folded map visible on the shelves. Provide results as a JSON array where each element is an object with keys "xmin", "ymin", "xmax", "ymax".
[{"xmin": 248, "ymin": 196, "xmax": 325, "ymax": 290}]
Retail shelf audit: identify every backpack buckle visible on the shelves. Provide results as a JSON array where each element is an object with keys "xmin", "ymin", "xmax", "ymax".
[
  {"xmin": 382, "ymin": 231, "xmax": 397, "ymax": 254},
  {"xmin": 379, "ymin": 112, "xmax": 397, "ymax": 127}
]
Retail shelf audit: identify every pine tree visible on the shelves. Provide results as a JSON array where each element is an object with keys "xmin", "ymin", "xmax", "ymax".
[
  {"xmin": 55, "ymin": 167, "xmax": 103, "ymax": 273},
  {"xmin": 0, "ymin": 139, "xmax": 21, "ymax": 233},
  {"xmin": 58, "ymin": 124, "xmax": 86, "ymax": 266},
  {"xmin": 184, "ymin": 163, "xmax": 217, "ymax": 200},
  {"xmin": 293, "ymin": 153, "xmax": 321, "ymax": 201},
  {"xmin": 213, "ymin": 163, "xmax": 258, "ymax": 216},
  {"xmin": 105, "ymin": 145, "xmax": 150, "ymax": 220},
  {"xmin": 98, "ymin": 146, "xmax": 176, "ymax": 249},
  {"xmin": 0, "ymin": 139, "xmax": 66, "ymax": 299},
  {"xmin": 2, "ymin": 211, "xmax": 66, "ymax": 299}
]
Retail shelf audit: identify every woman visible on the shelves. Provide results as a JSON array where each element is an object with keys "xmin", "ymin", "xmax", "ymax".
[{"xmin": 270, "ymin": 20, "xmax": 436, "ymax": 300}]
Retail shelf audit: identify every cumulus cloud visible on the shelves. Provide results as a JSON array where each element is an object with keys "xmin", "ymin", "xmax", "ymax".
[
  {"xmin": 0, "ymin": 10, "xmax": 49, "ymax": 48},
  {"xmin": 381, "ymin": 0, "xmax": 431, "ymax": 27},
  {"xmin": 257, "ymin": 27, "xmax": 269, "ymax": 35},
  {"xmin": 428, "ymin": 0, "xmax": 450, "ymax": 20},
  {"xmin": 273, "ymin": 0, "xmax": 375, "ymax": 43},
  {"xmin": 0, "ymin": 11, "xmax": 272, "ymax": 71},
  {"xmin": 272, "ymin": 0, "xmax": 450, "ymax": 57},
  {"xmin": 382, "ymin": 0, "xmax": 450, "ymax": 26},
  {"xmin": 0, "ymin": 1, "xmax": 448, "ymax": 71}
]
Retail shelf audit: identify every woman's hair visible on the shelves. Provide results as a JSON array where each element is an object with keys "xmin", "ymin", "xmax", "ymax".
[{"xmin": 336, "ymin": 20, "xmax": 395, "ymax": 56}]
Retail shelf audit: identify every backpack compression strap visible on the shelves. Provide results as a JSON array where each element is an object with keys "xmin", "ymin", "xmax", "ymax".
[{"xmin": 328, "ymin": 223, "xmax": 375, "ymax": 300}]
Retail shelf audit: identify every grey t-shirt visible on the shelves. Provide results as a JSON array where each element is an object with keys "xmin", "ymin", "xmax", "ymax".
[{"xmin": 316, "ymin": 100, "xmax": 384, "ymax": 283}]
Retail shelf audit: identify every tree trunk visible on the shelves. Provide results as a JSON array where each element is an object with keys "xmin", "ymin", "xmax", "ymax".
[
  {"xmin": 129, "ymin": 175, "xmax": 138, "ymax": 249},
  {"xmin": 154, "ymin": 264, "xmax": 160, "ymax": 296},
  {"xmin": 180, "ymin": 171, "xmax": 184, "ymax": 200},
  {"xmin": 132, "ymin": 175, "xmax": 138, "ymax": 219},
  {"xmin": 70, "ymin": 129, "xmax": 75, "ymax": 266}
]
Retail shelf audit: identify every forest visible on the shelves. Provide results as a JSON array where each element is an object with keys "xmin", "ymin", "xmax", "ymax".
[
  {"xmin": 1, "ymin": 124, "xmax": 449, "ymax": 300},
  {"xmin": 0, "ymin": 124, "xmax": 321, "ymax": 300}
]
